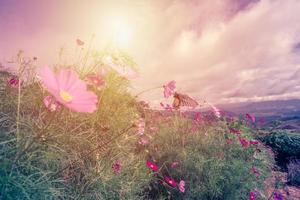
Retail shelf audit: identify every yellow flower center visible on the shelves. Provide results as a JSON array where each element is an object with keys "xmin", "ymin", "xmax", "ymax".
[{"xmin": 59, "ymin": 90, "xmax": 72, "ymax": 102}]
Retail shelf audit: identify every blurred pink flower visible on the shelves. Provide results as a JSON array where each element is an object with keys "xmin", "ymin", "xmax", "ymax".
[
  {"xmin": 249, "ymin": 191, "xmax": 256, "ymax": 200},
  {"xmin": 7, "ymin": 76, "xmax": 19, "ymax": 88},
  {"xmin": 239, "ymin": 138, "xmax": 250, "ymax": 148},
  {"xmin": 39, "ymin": 66, "xmax": 98, "ymax": 113},
  {"xmin": 250, "ymin": 166, "xmax": 261, "ymax": 177},
  {"xmin": 178, "ymin": 180, "xmax": 185, "ymax": 193},
  {"xmin": 135, "ymin": 118, "xmax": 145, "ymax": 135},
  {"xmin": 164, "ymin": 176, "xmax": 177, "ymax": 187},
  {"xmin": 146, "ymin": 160, "xmax": 159, "ymax": 172},
  {"xmin": 190, "ymin": 124, "xmax": 198, "ymax": 134},
  {"xmin": 171, "ymin": 161, "xmax": 179, "ymax": 168},
  {"xmin": 229, "ymin": 128, "xmax": 241, "ymax": 135},
  {"xmin": 163, "ymin": 80, "xmax": 176, "ymax": 98},
  {"xmin": 85, "ymin": 74, "xmax": 105, "ymax": 89},
  {"xmin": 226, "ymin": 138, "xmax": 234, "ymax": 144},
  {"xmin": 250, "ymin": 140, "xmax": 259, "ymax": 145},
  {"xmin": 43, "ymin": 95, "xmax": 61, "ymax": 112},
  {"xmin": 246, "ymin": 114, "xmax": 256, "ymax": 123},
  {"xmin": 160, "ymin": 102, "xmax": 173, "ymax": 111},
  {"xmin": 138, "ymin": 137, "xmax": 149, "ymax": 146},
  {"xmin": 112, "ymin": 160, "xmax": 121, "ymax": 174},
  {"xmin": 76, "ymin": 38, "xmax": 84, "ymax": 46},
  {"xmin": 194, "ymin": 112, "xmax": 202, "ymax": 122}
]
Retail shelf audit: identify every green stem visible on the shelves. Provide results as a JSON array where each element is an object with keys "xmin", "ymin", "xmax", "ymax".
[{"xmin": 134, "ymin": 86, "xmax": 162, "ymax": 98}]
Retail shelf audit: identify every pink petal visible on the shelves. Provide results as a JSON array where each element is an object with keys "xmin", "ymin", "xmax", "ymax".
[{"xmin": 39, "ymin": 66, "xmax": 58, "ymax": 94}]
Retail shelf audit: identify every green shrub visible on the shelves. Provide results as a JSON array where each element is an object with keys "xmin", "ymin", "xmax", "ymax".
[{"xmin": 260, "ymin": 131, "xmax": 300, "ymax": 157}]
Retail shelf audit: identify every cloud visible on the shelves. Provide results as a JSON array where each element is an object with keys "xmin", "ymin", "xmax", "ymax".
[
  {"xmin": 1, "ymin": 0, "xmax": 300, "ymax": 105},
  {"xmin": 133, "ymin": 0, "xmax": 300, "ymax": 105}
]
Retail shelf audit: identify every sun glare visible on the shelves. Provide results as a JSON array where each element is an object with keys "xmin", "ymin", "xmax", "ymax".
[{"xmin": 111, "ymin": 19, "xmax": 133, "ymax": 48}]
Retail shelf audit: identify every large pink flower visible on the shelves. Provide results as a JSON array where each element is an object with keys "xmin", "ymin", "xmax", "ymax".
[
  {"xmin": 163, "ymin": 80, "xmax": 176, "ymax": 98},
  {"xmin": 39, "ymin": 66, "xmax": 98, "ymax": 113}
]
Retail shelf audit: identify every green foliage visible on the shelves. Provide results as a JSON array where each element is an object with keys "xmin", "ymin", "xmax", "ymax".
[
  {"xmin": 0, "ymin": 49, "xmax": 273, "ymax": 199},
  {"xmin": 260, "ymin": 131, "xmax": 300, "ymax": 157},
  {"xmin": 139, "ymin": 115, "xmax": 273, "ymax": 200}
]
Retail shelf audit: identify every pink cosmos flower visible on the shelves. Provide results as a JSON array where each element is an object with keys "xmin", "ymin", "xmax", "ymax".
[
  {"xmin": 85, "ymin": 74, "xmax": 105, "ymax": 89},
  {"xmin": 178, "ymin": 180, "xmax": 185, "ymax": 193},
  {"xmin": 249, "ymin": 191, "xmax": 256, "ymax": 200},
  {"xmin": 135, "ymin": 118, "xmax": 145, "ymax": 135},
  {"xmin": 7, "ymin": 76, "xmax": 19, "ymax": 88},
  {"xmin": 229, "ymin": 128, "xmax": 241, "ymax": 135},
  {"xmin": 43, "ymin": 95, "xmax": 61, "ymax": 112},
  {"xmin": 39, "ymin": 66, "xmax": 98, "ymax": 113},
  {"xmin": 146, "ymin": 160, "xmax": 159, "ymax": 172},
  {"xmin": 250, "ymin": 140, "xmax": 259, "ymax": 145},
  {"xmin": 250, "ymin": 166, "xmax": 261, "ymax": 177},
  {"xmin": 246, "ymin": 114, "xmax": 256, "ymax": 123},
  {"xmin": 239, "ymin": 138, "xmax": 250, "ymax": 148},
  {"xmin": 164, "ymin": 176, "xmax": 177, "ymax": 187},
  {"xmin": 76, "ymin": 38, "xmax": 84, "ymax": 46},
  {"xmin": 163, "ymin": 80, "xmax": 176, "ymax": 98},
  {"xmin": 112, "ymin": 160, "xmax": 121, "ymax": 174}
]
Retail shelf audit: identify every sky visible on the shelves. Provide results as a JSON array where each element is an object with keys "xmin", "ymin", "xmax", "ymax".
[{"xmin": 1, "ymin": 0, "xmax": 300, "ymax": 106}]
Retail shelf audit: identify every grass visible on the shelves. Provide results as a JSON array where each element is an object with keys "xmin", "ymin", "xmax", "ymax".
[{"xmin": 0, "ymin": 47, "xmax": 274, "ymax": 199}]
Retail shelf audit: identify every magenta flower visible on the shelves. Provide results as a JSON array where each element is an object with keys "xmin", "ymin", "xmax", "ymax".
[
  {"xmin": 273, "ymin": 191, "xmax": 283, "ymax": 200},
  {"xmin": 246, "ymin": 114, "xmax": 256, "ymax": 123},
  {"xmin": 43, "ymin": 95, "xmax": 61, "ymax": 112},
  {"xmin": 7, "ymin": 76, "xmax": 19, "ymax": 88},
  {"xmin": 39, "ymin": 66, "xmax": 98, "ymax": 113},
  {"xmin": 76, "ymin": 38, "xmax": 84, "ymax": 46},
  {"xmin": 250, "ymin": 140, "xmax": 259, "ymax": 145},
  {"xmin": 146, "ymin": 160, "xmax": 159, "ymax": 172},
  {"xmin": 239, "ymin": 138, "xmax": 250, "ymax": 148},
  {"xmin": 163, "ymin": 80, "xmax": 176, "ymax": 98},
  {"xmin": 249, "ymin": 191, "xmax": 256, "ymax": 200},
  {"xmin": 229, "ymin": 128, "xmax": 241, "ymax": 135},
  {"xmin": 178, "ymin": 180, "xmax": 185, "ymax": 193},
  {"xmin": 112, "ymin": 160, "xmax": 121, "ymax": 174},
  {"xmin": 85, "ymin": 74, "xmax": 105, "ymax": 89},
  {"xmin": 164, "ymin": 176, "xmax": 177, "ymax": 187},
  {"xmin": 194, "ymin": 112, "xmax": 202, "ymax": 122}
]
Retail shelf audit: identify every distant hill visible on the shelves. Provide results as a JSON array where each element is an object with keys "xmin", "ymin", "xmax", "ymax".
[{"xmin": 217, "ymin": 99, "xmax": 300, "ymax": 132}]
